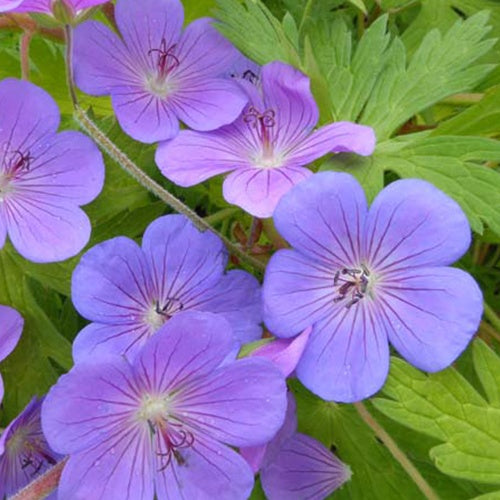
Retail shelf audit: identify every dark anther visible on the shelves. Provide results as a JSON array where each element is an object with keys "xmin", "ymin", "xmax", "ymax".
[
  {"xmin": 148, "ymin": 38, "xmax": 179, "ymax": 77},
  {"xmin": 155, "ymin": 297, "xmax": 184, "ymax": 319},
  {"xmin": 6, "ymin": 149, "xmax": 34, "ymax": 174},
  {"xmin": 243, "ymin": 106, "xmax": 276, "ymax": 129},
  {"xmin": 333, "ymin": 265, "xmax": 370, "ymax": 308},
  {"xmin": 242, "ymin": 69, "xmax": 258, "ymax": 84},
  {"xmin": 155, "ymin": 423, "xmax": 195, "ymax": 471}
]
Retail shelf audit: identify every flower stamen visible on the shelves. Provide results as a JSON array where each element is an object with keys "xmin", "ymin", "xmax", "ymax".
[
  {"xmin": 333, "ymin": 265, "xmax": 370, "ymax": 309},
  {"xmin": 148, "ymin": 39, "xmax": 180, "ymax": 79},
  {"xmin": 244, "ymin": 106, "xmax": 276, "ymax": 158}
]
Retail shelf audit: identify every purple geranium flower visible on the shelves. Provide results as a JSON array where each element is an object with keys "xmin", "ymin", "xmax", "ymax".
[
  {"xmin": 0, "ymin": 397, "xmax": 61, "ymax": 499},
  {"xmin": 42, "ymin": 311, "xmax": 287, "ymax": 499},
  {"xmin": 263, "ymin": 172, "xmax": 483, "ymax": 402},
  {"xmin": 12, "ymin": 0, "xmax": 107, "ymax": 14},
  {"xmin": 71, "ymin": 214, "xmax": 262, "ymax": 363},
  {"xmin": 0, "ymin": 0, "xmax": 23, "ymax": 11},
  {"xmin": 156, "ymin": 61, "xmax": 376, "ymax": 218},
  {"xmin": 0, "ymin": 305, "xmax": 23, "ymax": 403},
  {"xmin": 72, "ymin": 0, "xmax": 247, "ymax": 143},
  {"xmin": 242, "ymin": 394, "xmax": 351, "ymax": 500},
  {"xmin": 0, "ymin": 78, "xmax": 104, "ymax": 263}
]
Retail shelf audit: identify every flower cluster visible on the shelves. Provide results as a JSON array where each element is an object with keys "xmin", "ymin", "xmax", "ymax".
[{"xmin": 0, "ymin": 0, "xmax": 486, "ymax": 498}]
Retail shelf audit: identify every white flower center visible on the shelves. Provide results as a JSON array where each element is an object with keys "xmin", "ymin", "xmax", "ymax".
[{"xmin": 137, "ymin": 394, "xmax": 170, "ymax": 423}]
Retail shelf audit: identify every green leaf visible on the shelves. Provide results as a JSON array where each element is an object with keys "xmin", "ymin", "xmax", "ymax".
[
  {"xmin": 362, "ymin": 12, "xmax": 496, "ymax": 139},
  {"xmin": 215, "ymin": 0, "xmax": 300, "ymax": 65},
  {"xmin": 373, "ymin": 342, "xmax": 500, "ymax": 485},
  {"xmin": 290, "ymin": 380, "xmax": 424, "ymax": 499},
  {"xmin": 347, "ymin": 0, "xmax": 368, "ymax": 14},
  {"xmin": 323, "ymin": 134, "xmax": 500, "ymax": 234}
]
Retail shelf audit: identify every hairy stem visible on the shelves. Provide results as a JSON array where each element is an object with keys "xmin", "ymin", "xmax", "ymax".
[
  {"xmin": 354, "ymin": 402, "xmax": 440, "ymax": 500},
  {"xmin": 20, "ymin": 30, "xmax": 33, "ymax": 80},
  {"xmin": 484, "ymin": 301, "xmax": 500, "ymax": 333},
  {"xmin": 74, "ymin": 106, "xmax": 266, "ymax": 272},
  {"xmin": 64, "ymin": 24, "xmax": 78, "ymax": 106},
  {"xmin": 12, "ymin": 458, "xmax": 68, "ymax": 500}
]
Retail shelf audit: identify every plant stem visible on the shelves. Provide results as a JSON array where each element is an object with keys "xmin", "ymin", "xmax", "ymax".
[
  {"xmin": 74, "ymin": 106, "xmax": 266, "ymax": 272},
  {"xmin": 64, "ymin": 24, "xmax": 78, "ymax": 106},
  {"xmin": 354, "ymin": 402, "xmax": 440, "ymax": 500},
  {"xmin": 12, "ymin": 458, "xmax": 68, "ymax": 500},
  {"xmin": 204, "ymin": 207, "xmax": 238, "ymax": 225},
  {"xmin": 484, "ymin": 301, "xmax": 500, "ymax": 333},
  {"xmin": 20, "ymin": 30, "xmax": 33, "ymax": 80},
  {"xmin": 298, "ymin": 0, "xmax": 314, "ymax": 35},
  {"xmin": 442, "ymin": 93, "xmax": 484, "ymax": 105}
]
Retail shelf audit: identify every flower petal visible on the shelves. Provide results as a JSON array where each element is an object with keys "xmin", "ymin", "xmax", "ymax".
[
  {"xmin": 16, "ymin": 130, "xmax": 104, "ymax": 205},
  {"xmin": 263, "ymin": 249, "xmax": 335, "ymax": 337},
  {"xmin": 3, "ymin": 196, "xmax": 92, "ymax": 263},
  {"xmin": 155, "ymin": 129, "xmax": 249, "ymax": 187},
  {"xmin": 0, "ymin": 0, "xmax": 22, "ymax": 12},
  {"xmin": 0, "ymin": 79, "xmax": 59, "ymax": 150},
  {"xmin": 273, "ymin": 172, "xmax": 368, "ymax": 267},
  {"xmin": 191, "ymin": 269, "xmax": 262, "ymax": 345},
  {"xmin": 287, "ymin": 122, "xmax": 376, "ymax": 166},
  {"xmin": 71, "ymin": 0, "xmax": 108, "ymax": 9},
  {"xmin": 261, "ymin": 432, "xmax": 351, "ymax": 500},
  {"xmin": 378, "ymin": 267, "xmax": 482, "ymax": 372},
  {"xmin": 365, "ymin": 179, "xmax": 471, "ymax": 270},
  {"xmin": 58, "ymin": 427, "xmax": 154, "ymax": 500},
  {"xmin": 177, "ymin": 357, "xmax": 286, "ymax": 447},
  {"xmin": 115, "ymin": 0, "xmax": 183, "ymax": 63},
  {"xmin": 111, "ymin": 89, "xmax": 180, "ymax": 144},
  {"xmin": 133, "ymin": 311, "xmax": 235, "ymax": 394},
  {"xmin": 141, "ymin": 215, "xmax": 227, "ymax": 310},
  {"xmin": 42, "ymin": 357, "xmax": 140, "ymax": 454},
  {"xmin": 72, "ymin": 322, "xmax": 152, "ymax": 364},
  {"xmin": 261, "ymin": 61, "xmax": 318, "ymax": 151},
  {"xmin": 154, "ymin": 437, "xmax": 254, "ymax": 500},
  {"xmin": 71, "ymin": 236, "xmax": 153, "ymax": 324},
  {"xmin": 223, "ymin": 166, "xmax": 312, "ymax": 218},
  {"xmin": 73, "ymin": 20, "xmax": 138, "ymax": 95},
  {"xmin": 10, "ymin": 0, "xmax": 47, "ymax": 13},
  {"xmin": 0, "ymin": 305, "xmax": 23, "ymax": 362},
  {"xmin": 296, "ymin": 302, "xmax": 389, "ymax": 402},
  {"xmin": 251, "ymin": 327, "xmax": 311, "ymax": 377}
]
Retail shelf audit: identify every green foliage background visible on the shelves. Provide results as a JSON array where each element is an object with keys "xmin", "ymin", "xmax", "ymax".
[{"xmin": 1, "ymin": 1, "xmax": 500, "ymax": 498}]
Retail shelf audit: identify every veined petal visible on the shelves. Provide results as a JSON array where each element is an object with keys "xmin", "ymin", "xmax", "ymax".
[
  {"xmin": 42, "ymin": 357, "xmax": 140, "ymax": 454},
  {"xmin": 71, "ymin": 0, "xmax": 108, "ymax": 9},
  {"xmin": 72, "ymin": 322, "xmax": 153, "ymax": 364},
  {"xmin": 222, "ymin": 166, "xmax": 312, "ymax": 218},
  {"xmin": 0, "ymin": 305, "xmax": 23, "ymax": 362},
  {"xmin": 16, "ymin": 130, "xmax": 104, "ymax": 205},
  {"xmin": 365, "ymin": 179, "xmax": 471, "ymax": 270},
  {"xmin": 10, "ymin": 0, "xmax": 48, "ymax": 12},
  {"xmin": 154, "ymin": 436, "xmax": 254, "ymax": 500},
  {"xmin": 287, "ymin": 122, "xmax": 376, "ymax": 166},
  {"xmin": 111, "ymin": 89, "xmax": 180, "ymax": 144},
  {"xmin": 261, "ymin": 61, "xmax": 318, "ymax": 151},
  {"xmin": 133, "ymin": 312, "xmax": 235, "ymax": 394},
  {"xmin": 296, "ymin": 302, "xmax": 389, "ymax": 402},
  {"xmin": 191, "ymin": 269, "xmax": 262, "ymax": 345},
  {"xmin": 155, "ymin": 129, "xmax": 249, "ymax": 187},
  {"xmin": 71, "ymin": 237, "xmax": 153, "ymax": 324},
  {"xmin": 273, "ymin": 172, "xmax": 368, "ymax": 268},
  {"xmin": 115, "ymin": 0, "xmax": 183, "ymax": 67},
  {"xmin": 0, "ymin": 214, "xmax": 6, "ymax": 249},
  {"xmin": 73, "ymin": 21, "xmax": 140, "ymax": 96},
  {"xmin": 263, "ymin": 249, "xmax": 335, "ymax": 338},
  {"xmin": 170, "ymin": 78, "xmax": 247, "ymax": 132},
  {"xmin": 141, "ymin": 215, "xmax": 227, "ymax": 308},
  {"xmin": 261, "ymin": 432, "xmax": 351, "ymax": 500},
  {"xmin": 58, "ymin": 427, "xmax": 154, "ymax": 500},
  {"xmin": 3, "ymin": 195, "xmax": 92, "ymax": 263},
  {"xmin": 176, "ymin": 357, "xmax": 286, "ymax": 447},
  {"xmin": 377, "ymin": 267, "xmax": 482, "ymax": 372}
]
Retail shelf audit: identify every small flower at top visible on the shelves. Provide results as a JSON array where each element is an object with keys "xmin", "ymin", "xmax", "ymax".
[
  {"xmin": 71, "ymin": 214, "xmax": 262, "ymax": 363},
  {"xmin": 241, "ymin": 393, "xmax": 351, "ymax": 500},
  {"xmin": 11, "ymin": 0, "xmax": 107, "ymax": 17},
  {"xmin": 156, "ymin": 61, "xmax": 376, "ymax": 218},
  {"xmin": 0, "ymin": 305, "xmax": 23, "ymax": 404},
  {"xmin": 263, "ymin": 172, "xmax": 483, "ymax": 402},
  {"xmin": 42, "ymin": 311, "xmax": 287, "ymax": 499},
  {"xmin": 0, "ymin": 78, "xmax": 104, "ymax": 263},
  {"xmin": 72, "ymin": 0, "xmax": 248, "ymax": 143},
  {"xmin": 0, "ymin": 397, "xmax": 61, "ymax": 499}
]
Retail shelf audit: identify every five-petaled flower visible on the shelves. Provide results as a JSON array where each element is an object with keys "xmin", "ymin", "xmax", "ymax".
[
  {"xmin": 71, "ymin": 214, "xmax": 262, "ymax": 363},
  {"xmin": 0, "ymin": 305, "xmax": 23, "ymax": 404},
  {"xmin": 156, "ymin": 61, "xmax": 376, "ymax": 218},
  {"xmin": 0, "ymin": 397, "xmax": 60, "ymax": 499},
  {"xmin": 263, "ymin": 172, "xmax": 483, "ymax": 402},
  {"xmin": 0, "ymin": 78, "xmax": 104, "ymax": 263},
  {"xmin": 72, "ymin": 0, "xmax": 247, "ymax": 143},
  {"xmin": 42, "ymin": 311, "xmax": 287, "ymax": 499}
]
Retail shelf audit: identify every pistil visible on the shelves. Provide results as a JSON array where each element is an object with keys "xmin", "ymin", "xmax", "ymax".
[{"xmin": 333, "ymin": 265, "xmax": 371, "ymax": 309}]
